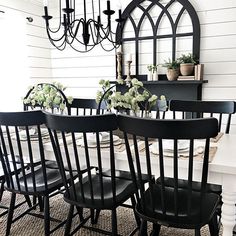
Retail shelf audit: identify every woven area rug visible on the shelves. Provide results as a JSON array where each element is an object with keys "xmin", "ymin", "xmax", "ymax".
[{"xmin": 0, "ymin": 192, "xmax": 222, "ymax": 236}]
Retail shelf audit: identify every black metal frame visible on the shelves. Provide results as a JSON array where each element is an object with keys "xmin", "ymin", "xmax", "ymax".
[{"xmin": 116, "ymin": 0, "xmax": 200, "ymax": 77}]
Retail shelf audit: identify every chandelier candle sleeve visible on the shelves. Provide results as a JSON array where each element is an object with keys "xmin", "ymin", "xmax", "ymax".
[{"xmin": 107, "ymin": 1, "xmax": 111, "ymax": 11}]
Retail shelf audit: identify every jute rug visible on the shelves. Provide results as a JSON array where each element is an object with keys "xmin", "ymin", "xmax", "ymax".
[{"xmin": 0, "ymin": 192, "xmax": 222, "ymax": 236}]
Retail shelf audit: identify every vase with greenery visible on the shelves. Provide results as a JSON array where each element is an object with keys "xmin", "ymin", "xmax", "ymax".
[
  {"xmin": 178, "ymin": 53, "xmax": 196, "ymax": 76},
  {"xmin": 96, "ymin": 78, "xmax": 166, "ymax": 117},
  {"xmin": 23, "ymin": 82, "xmax": 73, "ymax": 113},
  {"xmin": 147, "ymin": 64, "xmax": 159, "ymax": 81},
  {"xmin": 162, "ymin": 59, "xmax": 180, "ymax": 81}
]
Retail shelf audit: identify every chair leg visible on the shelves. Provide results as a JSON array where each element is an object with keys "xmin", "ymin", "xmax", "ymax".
[
  {"xmin": 0, "ymin": 181, "xmax": 4, "ymax": 202},
  {"xmin": 195, "ymin": 228, "xmax": 201, "ymax": 236},
  {"xmin": 38, "ymin": 196, "xmax": 44, "ymax": 212},
  {"xmin": 64, "ymin": 205, "xmax": 74, "ymax": 236},
  {"xmin": 43, "ymin": 196, "xmax": 50, "ymax": 236},
  {"xmin": 90, "ymin": 209, "xmax": 101, "ymax": 224},
  {"xmin": 90, "ymin": 209, "xmax": 95, "ymax": 224},
  {"xmin": 32, "ymin": 196, "xmax": 37, "ymax": 209},
  {"xmin": 131, "ymin": 195, "xmax": 141, "ymax": 226},
  {"xmin": 209, "ymin": 214, "xmax": 219, "ymax": 236},
  {"xmin": 150, "ymin": 223, "xmax": 161, "ymax": 236},
  {"xmin": 111, "ymin": 209, "xmax": 118, "ymax": 236},
  {"xmin": 24, "ymin": 195, "xmax": 32, "ymax": 208},
  {"xmin": 76, "ymin": 206, "xmax": 84, "ymax": 221},
  {"xmin": 5, "ymin": 192, "xmax": 16, "ymax": 236},
  {"xmin": 138, "ymin": 219, "xmax": 148, "ymax": 236},
  {"xmin": 93, "ymin": 209, "xmax": 101, "ymax": 224}
]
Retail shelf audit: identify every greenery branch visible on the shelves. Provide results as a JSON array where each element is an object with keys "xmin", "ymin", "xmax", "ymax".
[
  {"xmin": 96, "ymin": 78, "xmax": 165, "ymax": 116},
  {"xmin": 23, "ymin": 82, "xmax": 73, "ymax": 113}
]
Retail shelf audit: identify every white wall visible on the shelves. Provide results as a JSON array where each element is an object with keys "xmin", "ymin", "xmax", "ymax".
[{"xmin": 0, "ymin": 0, "xmax": 52, "ymax": 111}]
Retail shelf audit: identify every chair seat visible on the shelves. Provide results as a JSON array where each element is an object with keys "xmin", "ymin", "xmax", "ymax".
[
  {"xmin": 45, "ymin": 160, "xmax": 59, "ymax": 169},
  {"xmin": 6, "ymin": 167, "xmax": 64, "ymax": 195},
  {"xmin": 64, "ymin": 174, "xmax": 135, "ymax": 209},
  {"xmin": 136, "ymin": 184, "xmax": 219, "ymax": 229},
  {"xmin": 156, "ymin": 177, "xmax": 222, "ymax": 195},
  {"xmin": 100, "ymin": 169, "xmax": 153, "ymax": 183}
]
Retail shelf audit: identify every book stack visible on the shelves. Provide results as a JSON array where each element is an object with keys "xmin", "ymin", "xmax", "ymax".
[{"xmin": 177, "ymin": 64, "xmax": 204, "ymax": 81}]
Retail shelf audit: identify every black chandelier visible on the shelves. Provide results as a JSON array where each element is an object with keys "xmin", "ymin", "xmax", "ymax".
[{"xmin": 42, "ymin": 0, "xmax": 124, "ymax": 52}]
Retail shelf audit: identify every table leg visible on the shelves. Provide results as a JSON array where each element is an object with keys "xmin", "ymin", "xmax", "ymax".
[{"xmin": 221, "ymin": 175, "xmax": 236, "ymax": 236}]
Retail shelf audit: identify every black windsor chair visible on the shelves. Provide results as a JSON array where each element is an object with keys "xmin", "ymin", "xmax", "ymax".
[
  {"xmin": 157, "ymin": 100, "xmax": 235, "ymax": 192},
  {"xmin": 164, "ymin": 99, "xmax": 236, "ymax": 231},
  {"xmin": 0, "ymin": 161, "xmax": 32, "ymax": 218},
  {"xmin": 170, "ymin": 100, "xmax": 235, "ymax": 133},
  {"xmin": 67, "ymin": 98, "xmax": 107, "ymax": 116},
  {"xmin": 118, "ymin": 114, "xmax": 220, "ymax": 236},
  {"xmin": 45, "ymin": 113, "xmax": 138, "ymax": 236},
  {"xmin": 0, "ymin": 110, "xmax": 73, "ymax": 236}
]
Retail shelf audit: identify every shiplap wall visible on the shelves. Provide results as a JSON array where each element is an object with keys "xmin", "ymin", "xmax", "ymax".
[
  {"xmin": 0, "ymin": 0, "xmax": 52, "ymax": 111},
  {"xmin": 1, "ymin": 0, "xmax": 236, "ymax": 131},
  {"xmin": 47, "ymin": 0, "xmax": 236, "ymax": 98}
]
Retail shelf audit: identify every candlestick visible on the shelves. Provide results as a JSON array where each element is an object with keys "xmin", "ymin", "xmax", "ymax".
[
  {"xmin": 126, "ymin": 60, "xmax": 132, "ymax": 83},
  {"xmin": 116, "ymin": 52, "xmax": 122, "ymax": 80}
]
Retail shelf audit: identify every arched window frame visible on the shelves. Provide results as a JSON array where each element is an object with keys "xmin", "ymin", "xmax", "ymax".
[{"xmin": 116, "ymin": 0, "xmax": 200, "ymax": 77}]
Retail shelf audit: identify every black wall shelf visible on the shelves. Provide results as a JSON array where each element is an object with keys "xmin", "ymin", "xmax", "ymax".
[{"xmin": 112, "ymin": 80, "xmax": 207, "ymax": 101}]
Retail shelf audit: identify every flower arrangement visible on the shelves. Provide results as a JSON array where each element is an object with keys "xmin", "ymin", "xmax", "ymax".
[
  {"xmin": 147, "ymin": 64, "xmax": 158, "ymax": 73},
  {"xmin": 23, "ymin": 82, "xmax": 73, "ymax": 112},
  {"xmin": 147, "ymin": 64, "xmax": 159, "ymax": 81},
  {"xmin": 96, "ymin": 78, "xmax": 166, "ymax": 116}
]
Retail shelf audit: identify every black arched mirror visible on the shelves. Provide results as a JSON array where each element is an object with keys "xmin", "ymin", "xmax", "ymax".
[{"xmin": 116, "ymin": 0, "xmax": 200, "ymax": 78}]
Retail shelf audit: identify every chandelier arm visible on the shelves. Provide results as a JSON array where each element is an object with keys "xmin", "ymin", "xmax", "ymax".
[
  {"xmin": 72, "ymin": 0, "xmax": 75, "ymax": 26},
  {"xmin": 88, "ymin": 21, "xmax": 103, "ymax": 45},
  {"xmin": 98, "ymin": 0, "xmax": 101, "ymax": 21},
  {"xmin": 83, "ymin": 0, "xmax": 87, "ymax": 23},
  {"xmin": 68, "ymin": 20, "xmax": 103, "ymax": 47},
  {"xmin": 45, "ymin": 0, "xmax": 63, "ymax": 34},
  {"xmin": 46, "ymin": 27, "xmax": 67, "ymax": 42},
  {"xmin": 48, "ymin": 33, "xmax": 67, "ymax": 51},
  {"xmin": 100, "ymin": 43, "xmax": 115, "ymax": 52},
  {"xmin": 67, "ymin": 19, "xmax": 88, "ymax": 45},
  {"xmin": 69, "ymin": 42, "xmax": 96, "ymax": 53}
]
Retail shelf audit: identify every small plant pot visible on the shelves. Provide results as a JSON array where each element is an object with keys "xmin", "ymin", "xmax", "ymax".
[
  {"xmin": 166, "ymin": 69, "xmax": 179, "ymax": 81},
  {"xmin": 180, "ymin": 63, "xmax": 194, "ymax": 76}
]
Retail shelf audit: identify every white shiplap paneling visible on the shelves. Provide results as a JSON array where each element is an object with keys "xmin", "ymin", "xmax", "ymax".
[{"xmin": 1, "ymin": 0, "xmax": 236, "ymax": 132}]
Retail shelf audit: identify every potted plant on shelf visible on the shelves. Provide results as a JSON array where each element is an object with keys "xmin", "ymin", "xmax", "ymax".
[
  {"xmin": 178, "ymin": 53, "xmax": 196, "ymax": 76},
  {"xmin": 162, "ymin": 59, "xmax": 180, "ymax": 81},
  {"xmin": 96, "ymin": 78, "xmax": 166, "ymax": 117}
]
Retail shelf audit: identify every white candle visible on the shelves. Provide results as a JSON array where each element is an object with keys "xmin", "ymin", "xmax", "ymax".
[
  {"xmin": 116, "ymin": 1, "xmax": 122, "ymax": 10},
  {"xmin": 127, "ymin": 53, "xmax": 132, "ymax": 61},
  {"xmin": 116, "ymin": 44, "xmax": 122, "ymax": 53},
  {"xmin": 43, "ymin": 0, "xmax": 48, "ymax": 7}
]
